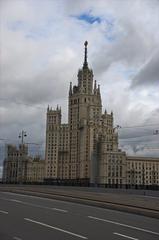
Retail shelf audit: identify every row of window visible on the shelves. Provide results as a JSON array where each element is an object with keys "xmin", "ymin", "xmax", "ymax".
[{"xmin": 128, "ymin": 162, "xmax": 159, "ymax": 168}]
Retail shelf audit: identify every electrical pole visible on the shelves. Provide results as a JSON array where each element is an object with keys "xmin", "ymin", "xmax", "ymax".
[
  {"xmin": 18, "ymin": 131, "xmax": 27, "ymax": 184},
  {"xmin": 153, "ymin": 129, "xmax": 159, "ymax": 135},
  {"xmin": 113, "ymin": 125, "xmax": 122, "ymax": 132}
]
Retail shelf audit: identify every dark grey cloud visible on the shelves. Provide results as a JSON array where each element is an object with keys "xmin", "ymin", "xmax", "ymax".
[
  {"xmin": 119, "ymin": 127, "xmax": 155, "ymax": 140},
  {"xmin": 144, "ymin": 108, "xmax": 159, "ymax": 124},
  {"xmin": 131, "ymin": 51, "xmax": 159, "ymax": 88},
  {"xmin": 91, "ymin": 20, "xmax": 156, "ymax": 78},
  {"xmin": 0, "ymin": 47, "xmax": 78, "ymax": 105},
  {"xmin": 120, "ymin": 142, "xmax": 159, "ymax": 157}
]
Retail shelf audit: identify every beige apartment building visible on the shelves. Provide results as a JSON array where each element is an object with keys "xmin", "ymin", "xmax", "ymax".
[
  {"xmin": 45, "ymin": 107, "xmax": 70, "ymax": 180},
  {"xmin": 3, "ymin": 144, "xmax": 29, "ymax": 183},
  {"xmin": 126, "ymin": 156, "xmax": 159, "ymax": 186},
  {"xmin": 27, "ymin": 157, "xmax": 45, "ymax": 183},
  {"xmin": 98, "ymin": 151, "xmax": 127, "ymax": 186},
  {"xmin": 3, "ymin": 144, "xmax": 45, "ymax": 183}
]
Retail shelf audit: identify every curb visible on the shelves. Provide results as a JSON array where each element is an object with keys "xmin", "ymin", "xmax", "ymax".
[{"xmin": 1, "ymin": 189, "xmax": 159, "ymax": 219}]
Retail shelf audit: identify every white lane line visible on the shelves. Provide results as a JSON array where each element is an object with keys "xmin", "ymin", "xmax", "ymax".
[
  {"xmin": 88, "ymin": 216, "xmax": 159, "ymax": 236},
  {"xmin": 144, "ymin": 195, "xmax": 159, "ymax": 199},
  {"xmin": 0, "ymin": 196, "xmax": 68, "ymax": 213},
  {"xmin": 1, "ymin": 192, "xmax": 30, "ymax": 197},
  {"xmin": 1, "ymin": 192, "xmax": 120, "ymax": 213},
  {"xmin": 0, "ymin": 197, "xmax": 22, "ymax": 203},
  {"xmin": 0, "ymin": 210, "xmax": 8, "ymax": 214},
  {"xmin": 21, "ymin": 201, "xmax": 68, "ymax": 213},
  {"xmin": 10, "ymin": 199, "xmax": 22, "ymax": 203},
  {"xmin": 0, "ymin": 197, "xmax": 12, "ymax": 201},
  {"xmin": 24, "ymin": 218, "xmax": 88, "ymax": 239},
  {"xmin": 114, "ymin": 232, "xmax": 139, "ymax": 240},
  {"xmin": 52, "ymin": 207, "xmax": 68, "ymax": 213},
  {"xmin": 13, "ymin": 237, "xmax": 22, "ymax": 240}
]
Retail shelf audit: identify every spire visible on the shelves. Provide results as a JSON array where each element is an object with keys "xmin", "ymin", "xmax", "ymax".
[
  {"xmin": 83, "ymin": 41, "xmax": 88, "ymax": 68},
  {"xmin": 69, "ymin": 82, "xmax": 72, "ymax": 95},
  {"xmin": 97, "ymin": 84, "xmax": 100, "ymax": 94}
]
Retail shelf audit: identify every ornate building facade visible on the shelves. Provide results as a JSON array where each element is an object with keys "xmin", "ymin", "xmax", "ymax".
[
  {"xmin": 3, "ymin": 144, "xmax": 29, "ymax": 183},
  {"xmin": 126, "ymin": 156, "xmax": 159, "ymax": 187},
  {"xmin": 45, "ymin": 41, "xmax": 127, "ymax": 185},
  {"xmin": 3, "ymin": 144, "xmax": 45, "ymax": 183}
]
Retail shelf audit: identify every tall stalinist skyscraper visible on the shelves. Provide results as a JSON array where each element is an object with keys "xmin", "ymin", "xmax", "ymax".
[
  {"xmin": 69, "ymin": 41, "xmax": 102, "ymax": 182},
  {"xmin": 45, "ymin": 42, "xmax": 127, "ymax": 185},
  {"xmin": 3, "ymin": 43, "xmax": 159, "ymax": 187}
]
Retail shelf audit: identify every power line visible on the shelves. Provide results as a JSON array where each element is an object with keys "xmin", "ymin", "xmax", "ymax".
[
  {"xmin": 119, "ymin": 133, "xmax": 159, "ymax": 140},
  {"xmin": 119, "ymin": 124, "xmax": 159, "ymax": 129},
  {"xmin": 144, "ymin": 147, "xmax": 159, "ymax": 150},
  {"xmin": 119, "ymin": 140, "xmax": 159, "ymax": 144}
]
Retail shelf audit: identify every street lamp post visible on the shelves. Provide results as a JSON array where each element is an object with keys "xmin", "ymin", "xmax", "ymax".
[
  {"xmin": 18, "ymin": 130, "xmax": 27, "ymax": 183},
  {"xmin": 19, "ymin": 130, "xmax": 27, "ymax": 144},
  {"xmin": 113, "ymin": 125, "xmax": 122, "ymax": 132},
  {"xmin": 153, "ymin": 129, "xmax": 159, "ymax": 135}
]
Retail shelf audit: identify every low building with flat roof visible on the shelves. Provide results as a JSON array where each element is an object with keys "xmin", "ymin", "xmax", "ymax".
[{"xmin": 126, "ymin": 156, "xmax": 159, "ymax": 187}]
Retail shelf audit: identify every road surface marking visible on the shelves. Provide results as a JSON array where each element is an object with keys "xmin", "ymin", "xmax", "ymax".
[
  {"xmin": 24, "ymin": 218, "xmax": 88, "ymax": 239},
  {"xmin": 113, "ymin": 232, "xmax": 139, "ymax": 240},
  {"xmin": 0, "ymin": 197, "xmax": 11, "ymax": 201},
  {"xmin": 10, "ymin": 199, "xmax": 22, "ymax": 203},
  {"xmin": 52, "ymin": 207, "xmax": 68, "ymax": 213},
  {"xmin": 0, "ymin": 197, "xmax": 22, "ymax": 203},
  {"xmin": 144, "ymin": 195, "xmax": 159, "ymax": 199},
  {"xmin": 13, "ymin": 237, "xmax": 22, "ymax": 240},
  {"xmin": 0, "ymin": 196, "xmax": 68, "ymax": 213},
  {"xmin": 88, "ymin": 216, "xmax": 159, "ymax": 236},
  {"xmin": 0, "ymin": 210, "xmax": 8, "ymax": 214},
  {"xmin": 21, "ymin": 201, "xmax": 68, "ymax": 213}
]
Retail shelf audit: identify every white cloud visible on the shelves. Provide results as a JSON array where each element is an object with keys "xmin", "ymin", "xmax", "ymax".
[{"xmin": 132, "ymin": 51, "xmax": 159, "ymax": 88}]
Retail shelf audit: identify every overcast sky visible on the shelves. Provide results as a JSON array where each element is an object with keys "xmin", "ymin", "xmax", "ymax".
[{"xmin": 0, "ymin": 0, "xmax": 159, "ymax": 172}]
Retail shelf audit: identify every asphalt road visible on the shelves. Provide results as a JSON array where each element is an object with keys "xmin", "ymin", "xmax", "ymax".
[{"xmin": 0, "ymin": 192, "xmax": 159, "ymax": 240}]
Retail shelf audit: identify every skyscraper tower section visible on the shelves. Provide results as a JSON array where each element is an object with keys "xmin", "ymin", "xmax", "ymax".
[
  {"xmin": 45, "ymin": 42, "xmax": 126, "ymax": 185},
  {"xmin": 69, "ymin": 41, "xmax": 102, "ymax": 182}
]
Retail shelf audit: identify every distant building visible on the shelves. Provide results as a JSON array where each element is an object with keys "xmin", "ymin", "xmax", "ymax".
[
  {"xmin": 126, "ymin": 156, "xmax": 159, "ymax": 186},
  {"xmin": 27, "ymin": 157, "xmax": 45, "ymax": 183},
  {"xmin": 2, "ymin": 144, "xmax": 45, "ymax": 183},
  {"xmin": 3, "ymin": 144, "xmax": 29, "ymax": 183}
]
